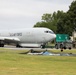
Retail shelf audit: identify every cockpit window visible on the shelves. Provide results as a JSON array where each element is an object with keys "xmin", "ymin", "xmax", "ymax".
[
  {"xmin": 49, "ymin": 31, "xmax": 54, "ymax": 34},
  {"xmin": 45, "ymin": 31, "xmax": 49, "ymax": 33},
  {"xmin": 45, "ymin": 30, "xmax": 54, "ymax": 34}
]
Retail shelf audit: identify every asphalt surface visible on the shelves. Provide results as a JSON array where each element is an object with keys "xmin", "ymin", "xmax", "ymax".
[
  {"xmin": 1, "ymin": 45, "xmax": 76, "ymax": 56},
  {"xmin": 1, "ymin": 45, "xmax": 52, "ymax": 51}
]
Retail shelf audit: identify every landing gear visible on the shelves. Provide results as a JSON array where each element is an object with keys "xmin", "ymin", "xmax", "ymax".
[
  {"xmin": 0, "ymin": 41, "xmax": 4, "ymax": 47},
  {"xmin": 55, "ymin": 44, "xmax": 58, "ymax": 49},
  {"xmin": 60, "ymin": 44, "xmax": 63, "ymax": 49},
  {"xmin": 41, "ymin": 44, "xmax": 45, "ymax": 49},
  {"xmin": 16, "ymin": 44, "xmax": 22, "ymax": 48},
  {"xmin": 0, "ymin": 44, "xmax": 4, "ymax": 47}
]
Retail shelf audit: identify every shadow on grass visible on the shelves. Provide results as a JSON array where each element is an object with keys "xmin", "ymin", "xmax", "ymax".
[{"xmin": 19, "ymin": 49, "xmax": 76, "ymax": 56}]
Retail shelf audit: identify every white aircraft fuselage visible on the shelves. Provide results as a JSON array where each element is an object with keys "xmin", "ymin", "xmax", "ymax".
[{"xmin": 0, "ymin": 28, "xmax": 56, "ymax": 48}]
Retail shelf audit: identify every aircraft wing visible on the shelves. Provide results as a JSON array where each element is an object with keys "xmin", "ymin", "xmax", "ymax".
[{"xmin": 0, "ymin": 37, "xmax": 20, "ymax": 43}]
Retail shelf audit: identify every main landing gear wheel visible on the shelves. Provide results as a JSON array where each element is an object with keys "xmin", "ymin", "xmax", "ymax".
[
  {"xmin": 0, "ymin": 41, "xmax": 4, "ymax": 47},
  {"xmin": 16, "ymin": 44, "xmax": 22, "ymax": 48},
  {"xmin": 41, "ymin": 45, "xmax": 45, "ymax": 49}
]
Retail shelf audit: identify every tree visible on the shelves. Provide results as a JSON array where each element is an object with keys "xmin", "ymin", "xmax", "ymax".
[
  {"xmin": 34, "ymin": 1, "xmax": 76, "ymax": 35},
  {"xmin": 67, "ymin": 0, "xmax": 76, "ymax": 30},
  {"xmin": 42, "ymin": 13, "xmax": 52, "ymax": 22},
  {"xmin": 56, "ymin": 1, "xmax": 76, "ymax": 35},
  {"xmin": 34, "ymin": 11, "xmax": 65, "ymax": 33}
]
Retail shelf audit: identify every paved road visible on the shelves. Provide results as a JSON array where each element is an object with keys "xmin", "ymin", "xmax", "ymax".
[{"xmin": 0, "ymin": 45, "xmax": 53, "ymax": 51}]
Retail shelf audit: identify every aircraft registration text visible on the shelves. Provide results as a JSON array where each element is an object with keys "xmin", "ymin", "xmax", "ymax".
[{"xmin": 9, "ymin": 33, "xmax": 22, "ymax": 36}]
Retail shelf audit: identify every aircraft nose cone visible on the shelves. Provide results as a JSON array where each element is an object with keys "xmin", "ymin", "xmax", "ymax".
[{"xmin": 53, "ymin": 34, "xmax": 56, "ymax": 39}]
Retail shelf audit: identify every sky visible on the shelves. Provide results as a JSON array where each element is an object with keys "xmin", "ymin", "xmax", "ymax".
[{"xmin": 0, "ymin": 0, "xmax": 74, "ymax": 29}]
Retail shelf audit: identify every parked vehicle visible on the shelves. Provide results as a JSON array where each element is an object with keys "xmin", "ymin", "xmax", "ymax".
[{"xmin": 55, "ymin": 34, "xmax": 72, "ymax": 49}]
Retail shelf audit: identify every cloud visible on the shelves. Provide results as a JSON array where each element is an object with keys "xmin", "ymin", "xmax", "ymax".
[{"xmin": 0, "ymin": 0, "xmax": 73, "ymax": 29}]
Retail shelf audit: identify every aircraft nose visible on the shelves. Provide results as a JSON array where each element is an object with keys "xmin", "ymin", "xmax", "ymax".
[{"xmin": 53, "ymin": 34, "xmax": 56, "ymax": 39}]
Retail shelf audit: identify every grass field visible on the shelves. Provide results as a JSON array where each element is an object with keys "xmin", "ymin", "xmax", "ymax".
[{"xmin": 0, "ymin": 48, "xmax": 76, "ymax": 75}]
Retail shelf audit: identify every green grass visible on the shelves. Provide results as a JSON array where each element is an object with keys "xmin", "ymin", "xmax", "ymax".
[
  {"xmin": 0, "ymin": 48, "xmax": 76, "ymax": 75},
  {"xmin": 50, "ymin": 49, "xmax": 76, "ymax": 54}
]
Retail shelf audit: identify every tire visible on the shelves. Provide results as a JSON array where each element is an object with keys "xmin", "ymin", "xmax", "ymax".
[
  {"xmin": 64, "ymin": 46, "xmax": 66, "ymax": 49},
  {"xmin": 0, "ymin": 44, "xmax": 4, "ymax": 47},
  {"xmin": 41, "ymin": 45, "xmax": 45, "ymax": 49},
  {"xmin": 55, "ymin": 44, "xmax": 58, "ymax": 49},
  {"xmin": 69, "ymin": 47, "xmax": 71, "ymax": 50},
  {"xmin": 60, "ymin": 44, "xmax": 63, "ymax": 49},
  {"xmin": 0, "ymin": 41, "xmax": 4, "ymax": 47},
  {"xmin": 16, "ymin": 44, "xmax": 22, "ymax": 48}
]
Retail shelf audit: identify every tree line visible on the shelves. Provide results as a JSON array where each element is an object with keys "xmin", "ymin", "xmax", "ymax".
[{"xmin": 34, "ymin": 1, "xmax": 76, "ymax": 36}]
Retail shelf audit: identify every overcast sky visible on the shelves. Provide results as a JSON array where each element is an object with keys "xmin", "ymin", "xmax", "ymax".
[{"xmin": 0, "ymin": 0, "xmax": 73, "ymax": 29}]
